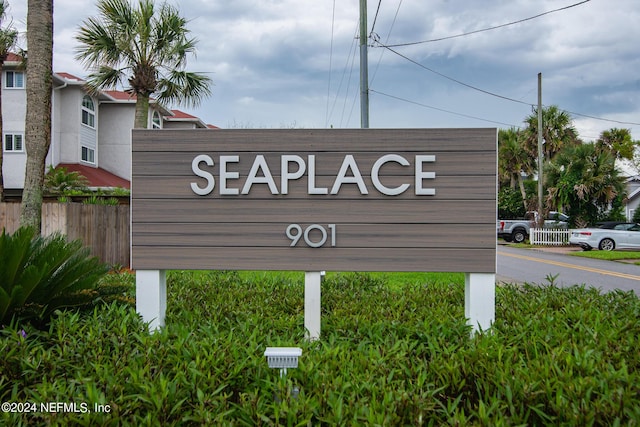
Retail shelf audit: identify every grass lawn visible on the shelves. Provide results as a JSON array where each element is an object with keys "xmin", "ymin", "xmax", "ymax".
[
  {"xmin": 2, "ymin": 270, "xmax": 640, "ymax": 425},
  {"xmin": 569, "ymin": 249, "xmax": 640, "ymax": 264}
]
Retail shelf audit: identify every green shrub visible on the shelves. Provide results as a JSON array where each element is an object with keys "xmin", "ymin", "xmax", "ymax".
[
  {"xmin": 498, "ymin": 187, "xmax": 526, "ymax": 219},
  {"xmin": 82, "ymin": 195, "xmax": 120, "ymax": 205},
  {"xmin": 1, "ymin": 272, "xmax": 639, "ymax": 425},
  {"xmin": 43, "ymin": 165, "xmax": 89, "ymax": 195},
  {"xmin": 0, "ymin": 227, "xmax": 109, "ymax": 325}
]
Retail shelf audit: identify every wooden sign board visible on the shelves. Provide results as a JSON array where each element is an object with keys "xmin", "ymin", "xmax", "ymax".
[{"xmin": 131, "ymin": 128, "xmax": 496, "ymax": 273}]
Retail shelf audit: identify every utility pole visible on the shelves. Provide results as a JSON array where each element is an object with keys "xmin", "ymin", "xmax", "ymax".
[
  {"xmin": 537, "ymin": 72, "xmax": 544, "ymax": 227},
  {"xmin": 359, "ymin": 0, "xmax": 369, "ymax": 128}
]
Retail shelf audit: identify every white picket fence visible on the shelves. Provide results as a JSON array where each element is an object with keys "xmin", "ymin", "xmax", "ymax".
[{"xmin": 530, "ymin": 228, "xmax": 571, "ymax": 246}]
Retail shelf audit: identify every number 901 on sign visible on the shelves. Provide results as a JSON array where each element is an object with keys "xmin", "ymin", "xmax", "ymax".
[{"xmin": 286, "ymin": 224, "xmax": 336, "ymax": 248}]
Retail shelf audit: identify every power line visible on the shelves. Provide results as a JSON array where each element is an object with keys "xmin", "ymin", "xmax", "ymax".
[
  {"xmin": 564, "ymin": 110, "xmax": 640, "ymax": 126},
  {"xmin": 376, "ymin": 43, "xmax": 640, "ymax": 128},
  {"xmin": 326, "ymin": 21, "xmax": 360, "ymax": 127},
  {"xmin": 370, "ymin": 0, "xmax": 403, "ymax": 86},
  {"xmin": 325, "ymin": 0, "xmax": 336, "ymax": 128},
  {"xmin": 370, "ymin": 0, "xmax": 383, "ymax": 36},
  {"xmin": 385, "ymin": 0, "xmax": 591, "ymax": 48},
  {"xmin": 370, "ymin": 89, "xmax": 523, "ymax": 128},
  {"xmin": 378, "ymin": 43, "xmax": 532, "ymax": 106}
]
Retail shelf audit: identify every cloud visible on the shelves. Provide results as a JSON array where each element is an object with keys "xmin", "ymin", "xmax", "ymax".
[{"xmin": 7, "ymin": 0, "xmax": 640, "ymax": 140}]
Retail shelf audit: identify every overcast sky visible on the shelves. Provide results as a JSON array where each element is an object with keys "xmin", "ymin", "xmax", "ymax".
[{"xmin": 9, "ymin": 0, "xmax": 640, "ymax": 141}]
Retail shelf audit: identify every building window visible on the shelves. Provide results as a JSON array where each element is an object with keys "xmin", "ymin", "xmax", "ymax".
[
  {"xmin": 5, "ymin": 71, "xmax": 24, "ymax": 88},
  {"xmin": 81, "ymin": 146, "xmax": 95, "ymax": 164},
  {"xmin": 4, "ymin": 133, "xmax": 24, "ymax": 152},
  {"xmin": 82, "ymin": 96, "xmax": 96, "ymax": 128},
  {"xmin": 152, "ymin": 111, "xmax": 162, "ymax": 129}
]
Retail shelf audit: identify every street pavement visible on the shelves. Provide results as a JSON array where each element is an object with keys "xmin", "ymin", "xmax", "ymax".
[{"xmin": 496, "ymin": 243, "xmax": 640, "ymax": 295}]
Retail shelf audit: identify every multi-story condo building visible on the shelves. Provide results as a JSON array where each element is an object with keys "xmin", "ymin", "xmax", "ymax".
[{"xmin": 2, "ymin": 53, "xmax": 215, "ymax": 197}]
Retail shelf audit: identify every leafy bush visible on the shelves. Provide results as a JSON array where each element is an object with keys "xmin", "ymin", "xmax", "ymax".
[
  {"xmin": 1, "ymin": 272, "xmax": 639, "ymax": 425},
  {"xmin": 0, "ymin": 227, "xmax": 109, "ymax": 325},
  {"xmin": 82, "ymin": 195, "xmax": 120, "ymax": 205},
  {"xmin": 43, "ymin": 165, "xmax": 89, "ymax": 195},
  {"xmin": 498, "ymin": 187, "xmax": 526, "ymax": 219}
]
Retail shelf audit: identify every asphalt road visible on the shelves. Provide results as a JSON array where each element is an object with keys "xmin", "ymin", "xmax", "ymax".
[{"xmin": 497, "ymin": 244, "xmax": 640, "ymax": 295}]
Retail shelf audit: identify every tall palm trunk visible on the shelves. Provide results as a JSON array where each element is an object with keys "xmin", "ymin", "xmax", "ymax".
[
  {"xmin": 0, "ymin": 57, "xmax": 5, "ymax": 202},
  {"xmin": 517, "ymin": 174, "xmax": 527, "ymax": 210},
  {"xmin": 134, "ymin": 94, "xmax": 150, "ymax": 129},
  {"xmin": 20, "ymin": 0, "xmax": 53, "ymax": 232}
]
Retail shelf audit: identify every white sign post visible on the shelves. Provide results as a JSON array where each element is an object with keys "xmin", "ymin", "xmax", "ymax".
[
  {"xmin": 304, "ymin": 271, "xmax": 323, "ymax": 340},
  {"xmin": 135, "ymin": 269, "xmax": 166, "ymax": 331},
  {"xmin": 465, "ymin": 273, "xmax": 496, "ymax": 333}
]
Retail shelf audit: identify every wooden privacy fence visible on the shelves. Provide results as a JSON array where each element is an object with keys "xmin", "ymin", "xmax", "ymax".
[
  {"xmin": 0, "ymin": 202, "xmax": 130, "ymax": 267},
  {"xmin": 530, "ymin": 228, "xmax": 571, "ymax": 246}
]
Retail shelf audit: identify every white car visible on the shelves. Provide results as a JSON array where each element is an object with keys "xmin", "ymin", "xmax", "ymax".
[{"xmin": 569, "ymin": 223, "xmax": 640, "ymax": 251}]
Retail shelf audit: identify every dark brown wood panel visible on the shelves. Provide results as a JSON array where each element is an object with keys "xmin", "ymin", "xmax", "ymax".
[
  {"xmin": 132, "ymin": 175, "xmax": 496, "ymax": 200},
  {"xmin": 132, "ymin": 223, "xmax": 495, "ymax": 248},
  {"xmin": 132, "ymin": 128, "xmax": 496, "ymax": 153},
  {"xmin": 133, "ymin": 151, "xmax": 496, "ymax": 176},
  {"xmin": 131, "ymin": 199, "xmax": 496, "ymax": 224},
  {"xmin": 131, "ymin": 246, "xmax": 496, "ymax": 272},
  {"xmin": 131, "ymin": 128, "xmax": 497, "ymax": 272}
]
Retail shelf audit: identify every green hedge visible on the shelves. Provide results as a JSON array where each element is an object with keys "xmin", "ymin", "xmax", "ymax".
[{"xmin": 1, "ymin": 271, "xmax": 639, "ymax": 425}]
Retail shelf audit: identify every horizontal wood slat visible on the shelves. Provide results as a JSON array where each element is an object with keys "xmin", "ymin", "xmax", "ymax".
[
  {"xmin": 132, "ymin": 247, "xmax": 496, "ymax": 273},
  {"xmin": 132, "ymin": 128, "xmax": 496, "ymax": 153},
  {"xmin": 132, "ymin": 223, "xmax": 495, "ymax": 248},
  {"xmin": 132, "ymin": 151, "xmax": 496, "ymax": 177},
  {"xmin": 132, "ymin": 199, "xmax": 496, "ymax": 224},
  {"xmin": 132, "ymin": 175, "xmax": 496, "ymax": 200}
]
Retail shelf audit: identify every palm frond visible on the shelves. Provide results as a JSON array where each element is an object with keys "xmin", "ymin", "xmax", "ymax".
[
  {"xmin": 75, "ymin": 0, "xmax": 213, "ymax": 126},
  {"xmin": 156, "ymin": 70, "xmax": 212, "ymax": 108}
]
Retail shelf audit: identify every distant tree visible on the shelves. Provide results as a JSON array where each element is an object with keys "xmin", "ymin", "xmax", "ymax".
[
  {"xmin": 75, "ymin": 0, "xmax": 212, "ymax": 129},
  {"xmin": 498, "ymin": 128, "xmax": 534, "ymax": 209},
  {"xmin": 545, "ymin": 143, "xmax": 625, "ymax": 226},
  {"xmin": 20, "ymin": 0, "xmax": 53, "ymax": 231},
  {"xmin": 0, "ymin": 0, "xmax": 19, "ymax": 202},
  {"xmin": 523, "ymin": 105, "xmax": 580, "ymax": 162},
  {"xmin": 498, "ymin": 187, "xmax": 526, "ymax": 219},
  {"xmin": 595, "ymin": 128, "xmax": 638, "ymax": 161}
]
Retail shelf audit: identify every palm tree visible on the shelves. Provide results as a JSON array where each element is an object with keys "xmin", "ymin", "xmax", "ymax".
[
  {"xmin": 595, "ymin": 128, "xmax": 638, "ymax": 161},
  {"xmin": 75, "ymin": 0, "xmax": 212, "ymax": 129},
  {"xmin": 523, "ymin": 105, "xmax": 580, "ymax": 162},
  {"xmin": 0, "ymin": 0, "xmax": 19, "ymax": 202},
  {"xmin": 545, "ymin": 143, "xmax": 625, "ymax": 226},
  {"xmin": 498, "ymin": 128, "xmax": 534, "ymax": 209},
  {"xmin": 20, "ymin": 0, "xmax": 53, "ymax": 231}
]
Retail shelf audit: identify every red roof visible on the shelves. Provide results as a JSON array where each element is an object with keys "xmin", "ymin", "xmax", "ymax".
[
  {"xmin": 167, "ymin": 109, "xmax": 219, "ymax": 128},
  {"xmin": 103, "ymin": 90, "xmax": 136, "ymax": 101},
  {"xmin": 57, "ymin": 163, "xmax": 130, "ymax": 189},
  {"xmin": 5, "ymin": 52, "xmax": 22, "ymax": 62},
  {"xmin": 55, "ymin": 72, "xmax": 84, "ymax": 82},
  {"xmin": 169, "ymin": 109, "xmax": 198, "ymax": 119}
]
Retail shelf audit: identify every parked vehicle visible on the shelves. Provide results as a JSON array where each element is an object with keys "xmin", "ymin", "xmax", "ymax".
[
  {"xmin": 595, "ymin": 221, "xmax": 636, "ymax": 229},
  {"xmin": 569, "ymin": 223, "xmax": 640, "ymax": 251},
  {"xmin": 497, "ymin": 211, "xmax": 569, "ymax": 243}
]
